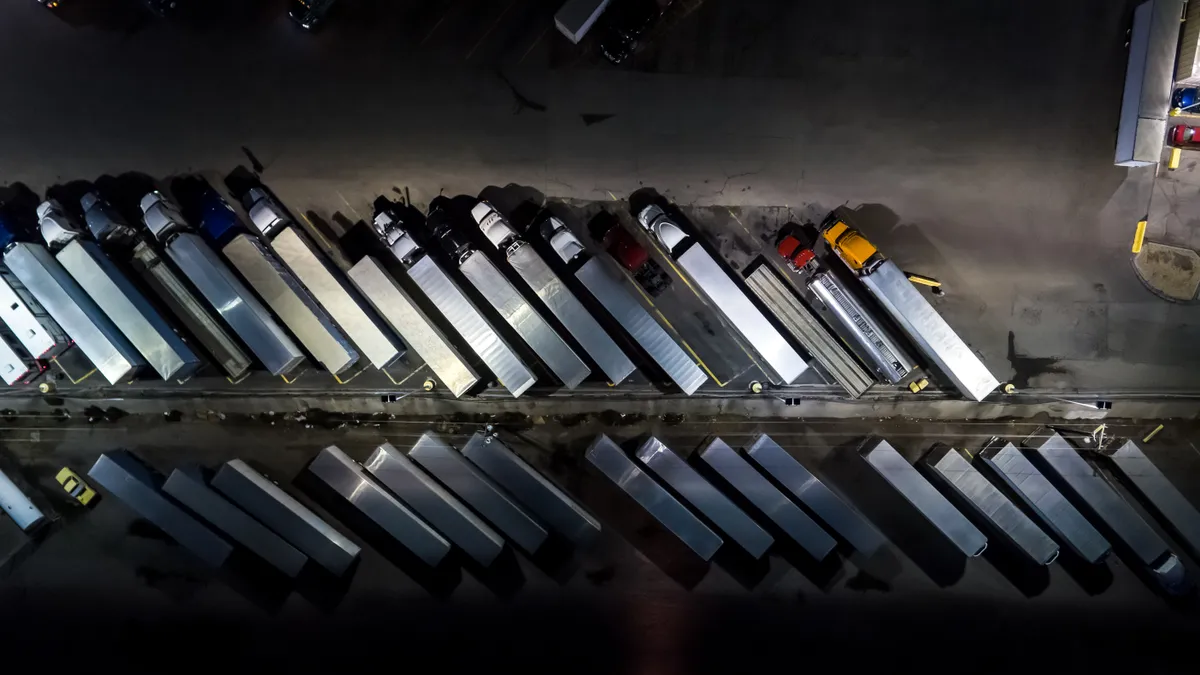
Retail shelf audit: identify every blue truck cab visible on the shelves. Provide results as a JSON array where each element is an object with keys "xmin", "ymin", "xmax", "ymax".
[{"xmin": 197, "ymin": 187, "xmax": 247, "ymax": 249}]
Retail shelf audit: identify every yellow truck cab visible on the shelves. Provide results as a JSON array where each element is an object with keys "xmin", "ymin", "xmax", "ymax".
[{"xmin": 822, "ymin": 219, "xmax": 882, "ymax": 273}]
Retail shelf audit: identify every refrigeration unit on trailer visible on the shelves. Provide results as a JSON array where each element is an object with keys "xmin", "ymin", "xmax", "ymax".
[
  {"xmin": 540, "ymin": 216, "xmax": 707, "ymax": 394},
  {"xmin": 822, "ymin": 216, "xmax": 999, "ymax": 401},
  {"xmin": 636, "ymin": 437, "xmax": 774, "ymax": 558},
  {"xmin": 586, "ymin": 434, "xmax": 723, "ymax": 561},
  {"xmin": 922, "ymin": 445, "xmax": 1059, "ymax": 565},
  {"xmin": 461, "ymin": 431, "xmax": 602, "ymax": 546},
  {"xmin": 746, "ymin": 435, "xmax": 886, "ymax": 557},
  {"xmin": 859, "ymin": 438, "xmax": 987, "ymax": 557},
  {"xmin": 371, "ymin": 201, "xmax": 535, "ymax": 397},
  {"xmin": 472, "ymin": 201, "xmax": 635, "ymax": 386},
  {"xmin": 140, "ymin": 191, "xmax": 306, "ymax": 378},
  {"xmin": 429, "ymin": 201, "xmax": 589, "ymax": 389},
  {"xmin": 365, "ymin": 438, "xmax": 505, "ymax": 566},
  {"xmin": 1027, "ymin": 433, "xmax": 1191, "ymax": 595},
  {"xmin": 245, "ymin": 188, "xmax": 403, "ymax": 370},
  {"xmin": 0, "ymin": 213, "xmax": 144, "ymax": 384},
  {"xmin": 212, "ymin": 459, "xmax": 361, "ymax": 576},
  {"xmin": 197, "ymin": 188, "xmax": 358, "ymax": 377},
  {"xmin": 38, "ymin": 199, "xmax": 200, "ymax": 381},
  {"xmin": 699, "ymin": 438, "xmax": 836, "ymax": 560},
  {"xmin": 347, "ymin": 256, "xmax": 480, "ymax": 397},
  {"xmin": 0, "ymin": 266, "xmax": 68, "ymax": 363},
  {"xmin": 1103, "ymin": 440, "xmax": 1200, "ymax": 559},
  {"xmin": 308, "ymin": 446, "xmax": 451, "ymax": 568},
  {"xmin": 976, "ymin": 440, "xmax": 1111, "ymax": 564},
  {"xmin": 89, "ymin": 451, "xmax": 233, "ymax": 567},
  {"xmin": 83, "ymin": 191, "xmax": 253, "ymax": 382},
  {"xmin": 744, "ymin": 262, "xmax": 874, "ymax": 398},
  {"xmin": 774, "ymin": 238, "xmax": 918, "ymax": 387},
  {"xmin": 408, "ymin": 433, "xmax": 549, "ymax": 554},
  {"xmin": 638, "ymin": 205, "xmax": 808, "ymax": 385}
]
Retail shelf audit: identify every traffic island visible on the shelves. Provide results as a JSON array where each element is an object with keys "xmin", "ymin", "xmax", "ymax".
[{"xmin": 1132, "ymin": 242, "xmax": 1200, "ymax": 302}]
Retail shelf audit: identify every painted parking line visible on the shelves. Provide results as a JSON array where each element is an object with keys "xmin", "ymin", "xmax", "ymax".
[
  {"xmin": 519, "ymin": 24, "xmax": 551, "ymax": 64},
  {"xmin": 420, "ymin": 4, "xmax": 458, "ymax": 46},
  {"xmin": 465, "ymin": 0, "xmax": 516, "ymax": 61}
]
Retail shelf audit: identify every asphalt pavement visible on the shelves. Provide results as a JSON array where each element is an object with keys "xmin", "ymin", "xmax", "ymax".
[
  {"xmin": 0, "ymin": 412, "xmax": 1197, "ymax": 671},
  {"xmin": 0, "ymin": 0, "xmax": 1192, "ymax": 396}
]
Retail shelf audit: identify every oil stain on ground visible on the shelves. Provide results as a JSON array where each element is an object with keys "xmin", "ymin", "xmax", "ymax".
[{"xmin": 1006, "ymin": 331, "xmax": 1068, "ymax": 389}]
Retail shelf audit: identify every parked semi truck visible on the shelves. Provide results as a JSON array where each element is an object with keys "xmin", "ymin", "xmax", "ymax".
[
  {"xmin": 819, "ymin": 215, "xmax": 999, "ymax": 401},
  {"xmin": 141, "ymin": 190, "xmax": 306, "ymax": 378},
  {"xmin": 244, "ymin": 186, "xmax": 404, "ymax": 371},
  {"xmin": 371, "ymin": 198, "xmax": 536, "ymax": 397},
  {"xmin": 81, "ymin": 191, "xmax": 253, "ymax": 382},
  {"xmin": 0, "ymin": 204, "xmax": 145, "ymax": 385},
  {"xmin": 37, "ymin": 199, "xmax": 201, "ymax": 382},
  {"xmin": 472, "ymin": 201, "xmax": 636, "ymax": 386},
  {"xmin": 194, "ymin": 185, "xmax": 358, "ymax": 377}
]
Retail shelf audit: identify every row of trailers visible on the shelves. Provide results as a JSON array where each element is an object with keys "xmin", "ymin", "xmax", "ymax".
[
  {"xmin": 40, "ymin": 429, "xmax": 1198, "ymax": 598},
  {"xmin": 0, "ymin": 177, "xmax": 999, "ymax": 400}
]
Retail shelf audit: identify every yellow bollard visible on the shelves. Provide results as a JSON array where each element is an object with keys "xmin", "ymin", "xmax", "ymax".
[
  {"xmin": 1168, "ymin": 146, "xmax": 1182, "ymax": 170},
  {"xmin": 1132, "ymin": 220, "xmax": 1148, "ymax": 254}
]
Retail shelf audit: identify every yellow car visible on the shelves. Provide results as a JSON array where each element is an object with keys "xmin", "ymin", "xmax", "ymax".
[{"xmin": 56, "ymin": 468, "xmax": 97, "ymax": 506}]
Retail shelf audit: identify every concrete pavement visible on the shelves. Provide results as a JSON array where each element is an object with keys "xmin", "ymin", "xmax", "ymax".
[{"xmin": 0, "ymin": 0, "xmax": 1194, "ymax": 394}]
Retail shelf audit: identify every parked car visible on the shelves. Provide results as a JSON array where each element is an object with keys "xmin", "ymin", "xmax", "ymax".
[
  {"xmin": 600, "ymin": 0, "xmax": 668, "ymax": 65},
  {"xmin": 56, "ymin": 468, "xmax": 97, "ymax": 506},
  {"xmin": 1174, "ymin": 87, "xmax": 1198, "ymax": 110},
  {"xmin": 1171, "ymin": 125, "xmax": 1200, "ymax": 147},
  {"xmin": 289, "ymin": 0, "xmax": 336, "ymax": 31}
]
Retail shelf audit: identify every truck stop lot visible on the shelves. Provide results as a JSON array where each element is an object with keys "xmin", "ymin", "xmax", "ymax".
[
  {"xmin": 0, "ymin": 0, "xmax": 1189, "ymax": 394},
  {"xmin": 1, "ymin": 0, "xmax": 1199, "ymax": 669}
]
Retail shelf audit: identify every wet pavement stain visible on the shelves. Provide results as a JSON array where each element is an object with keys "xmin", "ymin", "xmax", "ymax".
[
  {"xmin": 127, "ymin": 519, "xmax": 175, "ymax": 544},
  {"xmin": 1006, "ymin": 331, "xmax": 1068, "ymax": 389},
  {"xmin": 584, "ymin": 564, "xmax": 616, "ymax": 586},
  {"xmin": 846, "ymin": 570, "xmax": 892, "ymax": 593}
]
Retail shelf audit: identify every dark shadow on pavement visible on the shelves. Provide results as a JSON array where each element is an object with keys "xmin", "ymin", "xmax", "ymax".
[
  {"xmin": 571, "ymin": 448, "xmax": 711, "ymax": 590},
  {"xmin": 293, "ymin": 468, "xmax": 459, "ymax": 601},
  {"xmin": 819, "ymin": 438, "xmax": 969, "ymax": 588},
  {"xmin": 689, "ymin": 447, "xmax": 843, "ymax": 591}
]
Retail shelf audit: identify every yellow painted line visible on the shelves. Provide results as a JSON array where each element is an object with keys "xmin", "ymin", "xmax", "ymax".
[
  {"xmin": 1143, "ymin": 423, "xmax": 1164, "ymax": 443},
  {"xmin": 384, "ymin": 364, "xmax": 426, "ymax": 387},
  {"xmin": 608, "ymin": 192, "xmax": 619, "ymax": 201},
  {"xmin": 298, "ymin": 212, "xmax": 337, "ymax": 254},
  {"xmin": 678, "ymin": 337, "xmax": 725, "ymax": 387},
  {"xmin": 51, "ymin": 357, "xmax": 95, "ymax": 384},
  {"xmin": 1132, "ymin": 220, "xmax": 1148, "ymax": 253},
  {"xmin": 724, "ymin": 206, "xmax": 752, "ymax": 237},
  {"xmin": 465, "ymin": 0, "xmax": 515, "ymax": 61},
  {"xmin": 651, "ymin": 307, "xmax": 725, "ymax": 386},
  {"xmin": 1169, "ymin": 146, "xmax": 1183, "ymax": 170},
  {"xmin": 628, "ymin": 274, "xmax": 723, "ymax": 386},
  {"xmin": 280, "ymin": 373, "xmax": 299, "ymax": 384},
  {"xmin": 334, "ymin": 367, "xmax": 366, "ymax": 385}
]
